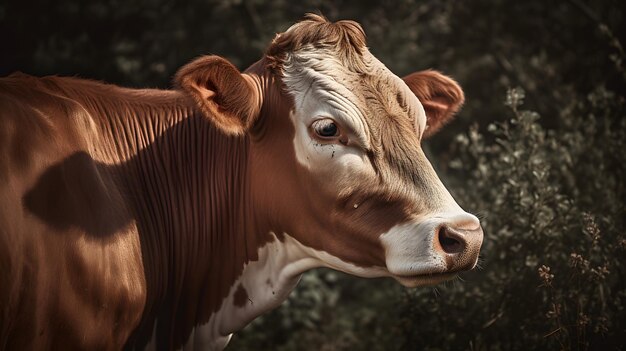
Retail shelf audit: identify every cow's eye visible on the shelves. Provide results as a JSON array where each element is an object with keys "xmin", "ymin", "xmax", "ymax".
[{"xmin": 312, "ymin": 118, "xmax": 339, "ymax": 138}]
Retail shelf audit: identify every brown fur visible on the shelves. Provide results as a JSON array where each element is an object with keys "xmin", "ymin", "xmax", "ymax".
[{"xmin": 232, "ymin": 284, "xmax": 249, "ymax": 308}]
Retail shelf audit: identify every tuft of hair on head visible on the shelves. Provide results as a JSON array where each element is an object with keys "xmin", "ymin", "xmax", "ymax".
[{"xmin": 265, "ymin": 13, "xmax": 367, "ymax": 72}]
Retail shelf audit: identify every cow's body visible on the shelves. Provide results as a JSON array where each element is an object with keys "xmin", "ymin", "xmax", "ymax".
[
  {"xmin": 0, "ymin": 76, "xmax": 221, "ymax": 349},
  {"xmin": 0, "ymin": 15, "xmax": 483, "ymax": 350}
]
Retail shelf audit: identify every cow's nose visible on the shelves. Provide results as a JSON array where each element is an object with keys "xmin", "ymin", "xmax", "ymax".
[
  {"xmin": 437, "ymin": 226, "xmax": 466, "ymax": 254},
  {"xmin": 434, "ymin": 219, "xmax": 483, "ymax": 271}
]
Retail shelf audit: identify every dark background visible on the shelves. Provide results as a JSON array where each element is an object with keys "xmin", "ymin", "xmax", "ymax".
[
  {"xmin": 1, "ymin": 0, "xmax": 624, "ymax": 149},
  {"xmin": 2, "ymin": 1, "xmax": 625, "ymax": 350}
]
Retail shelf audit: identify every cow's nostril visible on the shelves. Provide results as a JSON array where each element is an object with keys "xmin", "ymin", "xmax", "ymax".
[{"xmin": 438, "ymin": 226, "xmax": 464, "ymax": 254}]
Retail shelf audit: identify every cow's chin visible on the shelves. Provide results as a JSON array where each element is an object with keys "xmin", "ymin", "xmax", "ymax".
[{"xmin": 392, "ymin": 272, "xmax": 457, "ymax": 288}]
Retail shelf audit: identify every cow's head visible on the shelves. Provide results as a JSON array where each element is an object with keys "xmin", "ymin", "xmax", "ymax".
[{"xmin": 176, "ymin": 14, "xmax": 483, "ymax": 287}]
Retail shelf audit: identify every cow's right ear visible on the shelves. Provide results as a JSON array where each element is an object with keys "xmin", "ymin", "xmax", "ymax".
[{"xmin": 175, "ymin": 56, "xmax": 261, "ymax": 135}]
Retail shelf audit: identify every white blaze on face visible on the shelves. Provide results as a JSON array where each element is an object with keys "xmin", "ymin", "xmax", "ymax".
[
  {"xmin": 281, "ymin": 46, "xmax": 429, "ymax": 180},
  {"xmin": 283, "ymin": 50, "xmax": 373, "ymax": 181}
]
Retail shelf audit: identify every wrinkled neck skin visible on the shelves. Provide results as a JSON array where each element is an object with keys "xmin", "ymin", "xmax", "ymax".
[{"xmin": 98, "ymin": 64, "xmax": 322, "ymax": 350}]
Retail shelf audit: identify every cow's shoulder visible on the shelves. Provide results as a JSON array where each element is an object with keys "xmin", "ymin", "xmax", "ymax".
[{"xmin": 0, "ymin": 74, "xmax": 147, "ymax": 349}]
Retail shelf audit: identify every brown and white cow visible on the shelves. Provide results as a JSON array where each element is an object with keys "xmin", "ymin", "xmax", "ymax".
[{"xmin": 0, "ymin": 14, "xmax": 482, "ymax": 350}]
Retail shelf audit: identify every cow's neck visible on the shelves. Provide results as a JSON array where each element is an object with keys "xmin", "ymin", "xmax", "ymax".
[
  {"xmin": 186, "ymin": 233, "xmax": 322, "ymax": 350},
  {"xmin": 94, "ymin": 82, "xmax": 313, "ymax": 348}
]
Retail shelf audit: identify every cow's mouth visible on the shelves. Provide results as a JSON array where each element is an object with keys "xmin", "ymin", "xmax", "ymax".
[{"xmin": 392, "ymin": 272, "xmax": 457, "ymax": 288}]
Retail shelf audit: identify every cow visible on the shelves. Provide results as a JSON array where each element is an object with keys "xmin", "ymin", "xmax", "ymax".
[{"xmin": 0, "ymin": 14, "xmax": 483, "ymax": 350}]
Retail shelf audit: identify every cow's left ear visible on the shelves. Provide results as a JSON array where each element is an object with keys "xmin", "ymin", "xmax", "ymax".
[
  {"xmin": 175, "ymin": 55, "xmax": 262, "ymax": 135},
  {"xmin": 402, "ymin": 70, "xmax": 464, "ymax": 138}
]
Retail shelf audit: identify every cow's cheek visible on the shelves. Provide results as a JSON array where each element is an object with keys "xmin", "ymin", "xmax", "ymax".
[
  {"xmin": 325, "ymin": 191, "xmax": 412, "ymax": 268},
  {"xmin": 292, "ymin": 168, "xmax": 407, "ymax": 269}
]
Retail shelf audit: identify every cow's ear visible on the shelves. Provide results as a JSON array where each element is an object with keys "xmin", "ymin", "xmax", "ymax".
[
  {"xmin": 175, "ymin": 56, "xmax": 261, "ymax": 135},
  {"xmin": 402, "ymin": 70, "xmax": 464, "ymax": 138}
]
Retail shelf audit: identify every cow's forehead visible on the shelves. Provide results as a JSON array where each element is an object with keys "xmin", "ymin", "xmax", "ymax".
[{"xmin": 281, "ymin": 47, "xmax": 428, "ymax": 146}]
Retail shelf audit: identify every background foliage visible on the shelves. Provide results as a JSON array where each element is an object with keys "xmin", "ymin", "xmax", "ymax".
[{"xmin": 2, "ymin": 0, "xmax": 624, "ymax": 349}]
